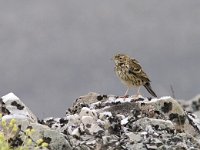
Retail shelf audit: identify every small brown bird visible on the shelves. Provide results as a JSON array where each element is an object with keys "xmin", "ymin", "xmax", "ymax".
[{"xmin": 113, "ymin": 54, "xmax": 157, "ymax": 97}]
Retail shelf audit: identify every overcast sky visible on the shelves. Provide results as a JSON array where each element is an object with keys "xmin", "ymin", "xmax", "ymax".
[{"xmin": 0, "ymin": 1, "xmax": 200, "ymax": 118}]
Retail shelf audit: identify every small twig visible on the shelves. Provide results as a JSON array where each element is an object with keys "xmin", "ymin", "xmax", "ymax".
[{"xmin": 170, "ymin": 84, "xmax": 175, "ymax": 99}]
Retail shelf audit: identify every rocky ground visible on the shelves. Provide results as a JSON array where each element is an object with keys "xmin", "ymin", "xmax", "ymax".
[{"xmin": 1, "ymin": 92, "xmax": 200, "ymax": 150}]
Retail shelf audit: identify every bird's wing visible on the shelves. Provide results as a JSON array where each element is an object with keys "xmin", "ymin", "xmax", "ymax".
[{"xmin": 128, "ymin": 58, "xmax": 150, "ymax": 82}]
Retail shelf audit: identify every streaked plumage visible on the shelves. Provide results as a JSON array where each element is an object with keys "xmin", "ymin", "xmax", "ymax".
[{"xmin": 113, "ymin": 54, "xmax": 157, "ymax": 97}]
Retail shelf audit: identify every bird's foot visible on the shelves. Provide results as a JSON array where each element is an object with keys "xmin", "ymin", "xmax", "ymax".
[
  {"xmin": 120, "ymin": 95, "xmax": 129, "ymax": 98},
  {"xmin": 130, "ymin": 94, "xmax": 143, "ymax": 100},
  {"xmin": 119, "ymin": 95, "xmax": 129, "ymax": 100}
]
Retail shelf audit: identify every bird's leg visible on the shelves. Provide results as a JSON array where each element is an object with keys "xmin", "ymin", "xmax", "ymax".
[
  {"xmin": 136, "ymin": 87, "xmax": 141, "ymax": 97},
  {"xmin": 120, "ymin": 87, "xmax": 129, "ymax": 99},
  {"xmin": 124, "ymin": 87, "xmax": 129, "ymax": 97}
]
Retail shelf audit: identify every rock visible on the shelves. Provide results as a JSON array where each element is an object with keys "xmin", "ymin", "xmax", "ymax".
[
  {"xmin": 81, "ymin": 116, "xmax": 104, "ymax": 135},
  {"xmin": 71, "ymin": 127, "xmax": 80, "ymax": 138},
  {"xmin": 69, "ymin": 92, "xmax": 108, "ymax": 114},
  {"xmin": 1, "ymin": 116, "xmax": 72, "ymax": 150},
  {"xmin": 180, "ymin": 94, "xmax": 200, "ymax": 119},
  {"xmin": 125, "ymin": 132, "xmax": 142, "ymax": 143},
  {"xmin": 79, "ymin": 107, "xmax": 98, "ymax": 119},
  {"xmin": 0, "ymin": 93, "xmax": 72, "ymax": 150},
  {"xmin": 42, "ymin": 128, "xmax": 72, "ymax": 150},
  {"xmin": 1, "ymin": 93, "xmax": 37, "ymax": 122},
  {"xmin": 145, "ymin": 144, "xmax": 158, "ymax": 150},
  {"xmin": 64, "ymin": 93, "xmax": 200, "ymax": 149},
  {"xmin": 2, "ymin": 92, "xmax": 200, "ymax": 150}
]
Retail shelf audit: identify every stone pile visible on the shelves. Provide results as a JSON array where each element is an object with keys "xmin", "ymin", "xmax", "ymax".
[{"xmin": 1, "ymin": 92, "xmax": 200, "ymax": 150}]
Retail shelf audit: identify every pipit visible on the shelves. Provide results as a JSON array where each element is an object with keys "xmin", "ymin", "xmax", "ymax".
[{"xmin": 113, "ymin": 54, "xmax": 157, "ymax": 97}]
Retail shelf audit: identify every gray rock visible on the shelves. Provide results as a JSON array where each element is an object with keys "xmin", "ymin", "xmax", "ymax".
[
  {"xmin": 0, "ymin": 117, "xmax": 72, "ymax": 150},
  {"xmin": 125, "ymin": 132, "xmax": 142, "ymax": 143},
  {"xmin": 145, "ymin": 144, "xmax": 158, "ymax": 150},
  {"xmin": 81, "ymin": 116, "xmax": 104, "ymax": 135},
  {"xmin": 1, "ymin": 93, "xmax": 37, "ymax": 122},
  {"xmin": 0, "ymin": 93, "xmax": 72, "ymax": 150},
  {"xmin": 2, "ymin": 92, "xmax": 200, "ymax": 150},
  {"xmin": 42, "ymin": 128, "xmax": 72, "ymax": 150},
  {"xmin": 79, "ymin": 107, "xmax": 98, "ymax": 119}
]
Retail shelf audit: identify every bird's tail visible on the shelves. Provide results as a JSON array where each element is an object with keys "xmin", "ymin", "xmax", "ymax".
[{"xmin": 144, "ymin": 82, "xmax": 157, "ymax": 97}]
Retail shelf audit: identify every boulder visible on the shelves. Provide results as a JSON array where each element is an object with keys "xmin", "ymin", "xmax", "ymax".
[{"xmin": 1, "ymin": 92, "xmax": 200, "ymax": 150}]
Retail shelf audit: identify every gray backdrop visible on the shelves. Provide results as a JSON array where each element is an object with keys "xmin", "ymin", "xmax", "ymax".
[{"xmin": 0, "ymin": 1, "xmax": 200, "ymax": 118}]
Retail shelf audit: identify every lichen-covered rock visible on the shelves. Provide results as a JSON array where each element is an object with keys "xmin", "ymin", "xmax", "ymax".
[
  {"xmin": 43, "ymin": 93, "xmax": 200, "ymax": 150},
  {"xmin": 18, "ymin": 120, "xmax": 72, "ymax": 150},
  {"xmin": 69, "ymin": 92, "xmax": 108, "ymax": 114},
  {"xmin": 181, "ymin": 94, "xmax": 200, "ymax": 119},
  {"xmin": 0, "ymin": 93, "xmax": 37, "ymax": 122},
  {"xmin": 2, "ymin": 92, "xmax": 200, "ymax": 150},
  {"xmin": 0, "ymin": 93, "xmax": 72, "ymax": 150},
  {"xmin": 81, "ymin": 115, "xmax": 104, "ymax": 135}
]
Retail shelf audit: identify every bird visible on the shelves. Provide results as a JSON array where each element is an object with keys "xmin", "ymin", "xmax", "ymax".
[{"xmin": 113, "ymin": 53, "xmax": 157, "ymax": 97}]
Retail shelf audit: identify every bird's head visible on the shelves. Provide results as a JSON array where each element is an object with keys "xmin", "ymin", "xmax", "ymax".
[{"xmin": 113, "ymin": 54, "xmax": 129, "ymax": 65}]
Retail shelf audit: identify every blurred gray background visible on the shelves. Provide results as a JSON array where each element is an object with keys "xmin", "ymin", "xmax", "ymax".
[{"xmin": 0, "ymin": 1, "xmax": 200, "ymax": 118}]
